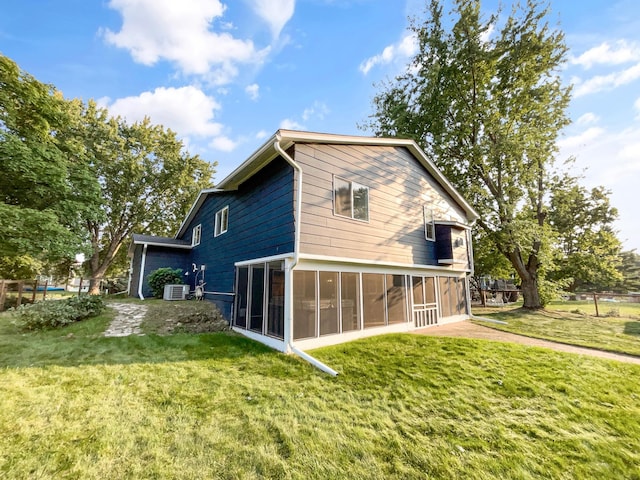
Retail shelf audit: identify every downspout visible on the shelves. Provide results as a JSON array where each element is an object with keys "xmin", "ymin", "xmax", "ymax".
[
  {"xmin": 137, "ymin": 243, "xmax": 148, "ymax": 300},
  {"xmin": 274, "ymin": 136, "xmax": 339, "ymax": 377}
]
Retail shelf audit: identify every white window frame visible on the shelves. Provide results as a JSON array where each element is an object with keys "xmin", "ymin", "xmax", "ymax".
[
  {"xmin": 333, "ymin": 176, "xmax": 369, "ymax": 222},
  {"xmin": 215, "ymin": 206, "xmax": 229, "ymax": 237},
  {"xmin": 424, "ymin": 207, "xmax": 435, "ymax": 241},
  {"xmin": 192, "ymin": 224, "xmax": 202, "ymax": 246}
]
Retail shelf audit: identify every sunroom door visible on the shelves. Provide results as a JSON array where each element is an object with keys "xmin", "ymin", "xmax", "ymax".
[{"xmin": 411, "ymin": 276, "xmax": 438, "ymax": 328}]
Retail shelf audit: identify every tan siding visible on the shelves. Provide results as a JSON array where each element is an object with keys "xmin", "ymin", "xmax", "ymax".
[{"xmin": 295, "ymin": 143, "xmax": 469, "ymax": 266}]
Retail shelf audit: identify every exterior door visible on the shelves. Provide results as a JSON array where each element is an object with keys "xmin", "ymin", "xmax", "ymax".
[{"xmin": 411, "ymin": 276, "xmax": 438, "ymax": 328}]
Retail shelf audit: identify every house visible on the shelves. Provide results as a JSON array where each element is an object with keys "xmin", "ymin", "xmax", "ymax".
[{"xmin": 128, "ymin": 130, "xmax": 479, "ymax": 358}]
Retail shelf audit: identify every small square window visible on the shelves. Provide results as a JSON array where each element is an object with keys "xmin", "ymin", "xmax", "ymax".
[
  {"xmin": 192, "ymin": 224, "xmax": 202, "ymax": 246},
  {"xmin": 215, "ymin": 206, "xmax": 229, "ymax": 237},
  {"xmin": 424, "ymin": 207, "xmax": 435, "ymax": 241},
  {"xmin": 334, "ymin": 177, "xmax": 369, "ymax": 222}
]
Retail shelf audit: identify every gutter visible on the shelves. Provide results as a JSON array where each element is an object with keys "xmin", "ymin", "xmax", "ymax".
[
  {"xmin": 137, "ymin": 244, "xmax": 148, "ymax": 300},
  {"xmin": 273, "ymin": 135, "xmax": 339, "ymax": 377}
]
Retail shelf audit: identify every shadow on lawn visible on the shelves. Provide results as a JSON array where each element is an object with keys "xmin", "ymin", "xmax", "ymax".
[{"xmin": 624, "ymin": 321, "xmax": 640, "ymax": 337}]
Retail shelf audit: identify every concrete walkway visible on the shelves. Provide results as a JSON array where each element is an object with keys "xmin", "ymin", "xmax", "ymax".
[
  {"xmin": 104, "ymin": 302, "xmax": 147, "ymax": 337},
  {"xmin": 415, "ymin": 320, "xmax": 640, "ymax": 365}
]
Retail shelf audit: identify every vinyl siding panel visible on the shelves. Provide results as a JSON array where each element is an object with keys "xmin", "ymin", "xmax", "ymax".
[
  {"xmin": 141, "ymin": 246, "xmax": 191, "ymax": 298},
  {"xmin": 295, "ymin": 143, "xmax": 468, "ymax": 266},
  {"xmin": 180, "ymin": 156, "xmax": 295, "ymax": 316}
]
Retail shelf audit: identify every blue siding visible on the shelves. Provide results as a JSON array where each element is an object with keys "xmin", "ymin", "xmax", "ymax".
[
  {"xmin": 140, "ymin": 246, "xmax": 191, "ymax": 298},
  {"xmin": 181, "ymin": 156, "xmax": 295, "ymax": 317}
]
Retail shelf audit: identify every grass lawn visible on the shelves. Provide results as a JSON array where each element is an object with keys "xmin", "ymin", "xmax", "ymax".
[
  {"xmin": 2, "ymin": 304, "xmax": 640, "ymax": 479},
  {"xmin": 473, "ymin": 301, "xmax": 640, "ymax": 357}
]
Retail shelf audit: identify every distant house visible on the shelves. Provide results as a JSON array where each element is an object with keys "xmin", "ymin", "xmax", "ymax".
[{"xmin": 128, "ymin": 130, "xmax": 479, "ymax": 353}]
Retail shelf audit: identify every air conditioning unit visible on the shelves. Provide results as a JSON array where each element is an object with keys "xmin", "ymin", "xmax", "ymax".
[{"xmin": 163, "ymin": 284, "xmax": 189, "ymax": 301}]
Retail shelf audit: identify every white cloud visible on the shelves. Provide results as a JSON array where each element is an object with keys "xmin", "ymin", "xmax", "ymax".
[
  {"xmin": 280, "ymin": 118, "xmax": 305, "ymax": 130},
  {"xmin": 557, "ymin": 126, "xmax": 640, "ymax": 252},
  {"xmin": 245, "ymin": 83, "xmax": 260, "ymax": 101},
  {"xmin": 106, "ymin": 86, "xmax": 223, "ymax": 138},
  {"xmin": 359, "ymin": 33, "xmax": 418, "ymax": 75},
  {"xmin": 256, "ymin": 130, "xmax": 269, "ymax": 140},
  {"xmin": 209, "ymin": 136, "xmax": 238, "ymax": 152},
  {"xmin": 302, "ymin": 101, "xmax": 329, "ymax": 121},
  {"xmin": 557, "ymin": 127, "xmax": 605, "ymax": 150},
  {"xmin": 248, "ymin": 0, "xmax": 295, "ymax": 39},
  {"xmin": 571, "ymin": 40, "xmax": 640, "ymax": 69},
  {"xmin": 103, "ymin": 0, "xmax": 268, "ymax": 84},
  {"xmin": 573, "ymin": 62, "xmax": 640, "ymax": 97},
  {"xmin": 576, "ymin": 112, "xmax": 599, "ymax": 126},
  {"xmin": 635, "ymin": 97, "xmax": 640, "ymax": 119}
]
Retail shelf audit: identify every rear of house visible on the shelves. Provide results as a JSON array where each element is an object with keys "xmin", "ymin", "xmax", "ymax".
[{"xmin": 129, "ymin": 130, "xmax": 478, "ymax": 352}]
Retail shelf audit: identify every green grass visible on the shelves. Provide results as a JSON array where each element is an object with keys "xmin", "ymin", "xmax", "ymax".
[
  {"xmin": 1, "ymin": 307, "xmax": 640, "ymax": 479},
  {"xmin": 473, "ymin": 302, "xmax": 640, "ymax": 357}
]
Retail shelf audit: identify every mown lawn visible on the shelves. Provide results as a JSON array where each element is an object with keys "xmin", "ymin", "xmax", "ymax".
[
  {"xmin": 473, "ymin": 301, "xmax": 640, "ymax": 356},
  {"xmin": 2, "ymin": 306, "xmax": 640, "ymax": 479}
]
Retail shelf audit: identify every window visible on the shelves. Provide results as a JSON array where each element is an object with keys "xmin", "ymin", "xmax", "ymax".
[
  {"xmin": 334, "ymin": 177, "xmax": 369, "ymax": 221},
  {"xmin": 215, "ymin": 206, "xmax": 228, "ymax": 237},
  {"xmin": 362, "ymin": 273, "xmax": 385, "ymax": 328},
  {"xmin": 424, "ymin": 207, "xmax": 435, "ymax": 241},
  {"xmin": 192, "ymin": 224, "xmax": 201, "ymax": 246},
  {"xmin": 340, "ymin": 272, "xmax": 360, "ymax": 332},
  {"xmin": 319, "ymin": 271, "xmax": 339, "ymax": 336},
  {"xmin": 293, "ymin": 271, "xmax": 317, "ymax": 340}
]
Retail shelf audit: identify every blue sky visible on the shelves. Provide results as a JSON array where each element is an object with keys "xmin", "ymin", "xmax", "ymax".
[{"xmin": 1, "ymin": 0, "xmax": 639, "ymax": 252}]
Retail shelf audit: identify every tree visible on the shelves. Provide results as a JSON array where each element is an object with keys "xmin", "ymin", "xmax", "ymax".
[
  {"xmin": 548, "ymin": 174, "xmax": 622, "ymax": 292},
  {"xmin": 79, "ymin": 103, "xmax": 215, "ymax": 293},
  {"xmin": 616, "ymin": 251, "xmax": 640, "ymax": 293},
  {"xmin": 364, "ymin": 0, "xmax": 571, "ymax": 308},
  {"xmin": 0, "ymin": 55, "xmax": 101, "ymax": 265}
]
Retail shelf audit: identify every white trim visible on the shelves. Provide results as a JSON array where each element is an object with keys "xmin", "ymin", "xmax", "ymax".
[
  {"xmin": 214, "ymin": 206, "xmax": 229, "ymax": 237},
  {"xmin": 133, "ymin": 240, "xmax": 192, "ymax": 250},
  {"xmin": 137, "ymin": 244, "xmax": 147, "ymax": 300},
  {"xmin": 232, "ymin": 326, "xmax": 286, "ymax": 352},
  {"xmin": 192, "ymin": 224, "xmax": 201, "ymax": 246},
  {"xmin": 234, "ymin": 253, "xmax": 293, "ymax": 267},
  {"xmin": 434, "ymin": 220, "xmax": 472, "ymax": 229},
  {"xmin": 176, "ymin": 188, "xmax": 224, "ymax": 238},
  {"xmin": 424, "ymin": 206, "xmax": 435, "ymax": 241},
  {"xmin": 203, "ymin": 291, "xmax": 235, "ymax": 296},
  {"xmin": 293, "ymin": 321, "xmax": 413, "ymax": 350},
  {"xmin": 297, "ymin": 253, "xmax": 472, "ymax": 274},
  {"xmin": 333, "ymin": 175, "xmax": 370, "ymax": 223}
]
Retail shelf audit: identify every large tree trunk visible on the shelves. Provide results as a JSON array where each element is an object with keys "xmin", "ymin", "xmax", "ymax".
[
  {"xmin": 86, "ymin": 221, "xmax": 125, "ymax": 295},
  {"xmin": 508, "ymin": 248, "xmax": 543, "ymax": 310},
  {"xmin": 520, "ymin": 274, "xmax": 542, "ymax": 309}
]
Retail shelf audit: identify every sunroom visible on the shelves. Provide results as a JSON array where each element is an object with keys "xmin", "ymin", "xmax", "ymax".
[{"xmin": 230, "ymin": 256, "xmax": 470, "ymax": 353}]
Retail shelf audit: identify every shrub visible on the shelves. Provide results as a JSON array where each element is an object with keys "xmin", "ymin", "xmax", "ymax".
[
  {"xmin": 148, "ymin": 267, "xmax": 184, "ymax": 298},
  {"xmin": 66, "ymin": 295, "xmax": 106, "ymax": 320},
  {"xmin": 11, "ymin": 295, "xmax": 106, "ymax": 331}
]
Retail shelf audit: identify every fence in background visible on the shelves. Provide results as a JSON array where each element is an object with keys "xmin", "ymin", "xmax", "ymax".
[{"xmin": 573, "ymin": 292, "xmax": 640, "ymax": 317}]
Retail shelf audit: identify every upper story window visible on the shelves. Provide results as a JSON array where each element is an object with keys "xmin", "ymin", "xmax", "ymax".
[
  {"xmin": 215, "ymin": 206, "xmax": 229, "ymax": 237},
  {"xmin": 334, "ymin": 176, "xmax": 369, "ymax": 222},
  {"xmin": 424, "ymin": 207, "xmax": 435, "ymax": 241},
  {"xmin": 192, "ymin": 224, "xmax": 202, "ymax": 246}
]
